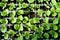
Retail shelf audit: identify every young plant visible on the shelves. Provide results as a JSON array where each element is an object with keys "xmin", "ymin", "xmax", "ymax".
[
  {"xmin": 14, "ymin": 24, "xmax": 20, "ymax": 30},
  {"xmin": 10, "ymin": 11, "xmax": 16, "ymax": 17},
  {"xmin": 1, "ymin": 24, "xmax": 7, "ymax": 33},
  {"xmin": 2, "ymin": 33, "xmax": 8, "ymax": 39},
  {"xmin": 38, "ymin": 0, "xmax": 43, "ymax": 3},
  {"xmin": 0, "ymin": 18, "xmax": 8, "ymax": 24},
  {"xmin": 17, "ymin": 10, "xmax": 24, "ymax": 15},
  {"xmin": 16, "ymin": 0, "xmax": 23, "ymax": 2},
  {"xmin": 22, "ymin": 3, "xmax": 27, "ymax": 8},
  {"xmin": 29, "ymin": 18, "xmax": 40, "ymax": 23},
  {"xmin": 49, "ymin": 30, "xmax": 58, "ymax": 38},
  {"xmin": 0, "ymin": 2, "xmax": 6, "ymax": 7},
  {"xmin": 8, "ymin": 30, "xmax": 15, "ymax": 36},
  {"xmin": 24, "ymin": 31, "xmax": 30, "ymax": 39},
  {"xmin": 28, "ymin": 0, "xmax": 34, "ymax": 3},
  {"xmin": 1, "ymin": 9, "xmax": 9, "ymax": 16},
  {"xmin": 9, "ymin": 3, "xmax": 15, "ymax": 10},
  {"xmin": 30, "ymin": 4, "xmax": 35, "ymax": 10},
  {"xmin": 36, "ymin": 4, "xmax": 40, "ymax": 9},
  {"xmin": 17, "ymin": 15, "xmax": 23, "ymax": 23},
  {"xmin": 45, "ymin": 10, "xmax": 51, "ymax": 16},
  {"xmin": 24, "ymin": 16, "xmax": 28, "ymax": 21},
  {"xmin": 43, "ymin": 33, "xmax": 49, "ymax": 38},
  {"xmin": 37, "ymin": 9, "xmax": 43, "ymax": 17},
  {"xmin": 52, "ymin": 25, "xmax": 58, "ymax": 30},
  {"xmin": 2, "ymin": 0, "xmax": 8, "ymax": 2},
  {"xmin": 19, "ymin": 23, "xmax": 23, "ymax": 31},
  {"xmin": 11, "ymin": 17, "xmax": 16, "ymax": 23},
  {"xmin": 17, "ymin": 33, "xmax": 23, "ymax": 40},
  {"xmin": 53, "ymin": 18, "xmax": 58, "ymax": 24}
]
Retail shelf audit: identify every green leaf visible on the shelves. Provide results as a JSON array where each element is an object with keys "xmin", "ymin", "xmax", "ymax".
[
  {"xmin": 45, "ymin": 10, "xmax": 51, "ymax": 16},
  {"xmin": 28, "ymin": 0, "xmax": 34, "ymax": 3},
  {"xmin": 11, "ymin": 17, "xmax": 16, "ymax": 23},
  {"xmin": 43, "ymin": 33, "xmax": 49, "ymax": 38},
  {"xmin": 14, "ymin": 24, "xmax": 20, "ymax": 30},
  {"xmin": 24, "ymin": 31, "xmax": 30, "ymax": 39},
  {"xmin": 38, "ymin": 0, "xmax": 43, "ymax": 3},
  {"xmin": 0, "ymin": 2, "xmax": 6, "ymax": 7},
  {"xmin": 9, "ymin": 3, "xmax": 15, "ymax": 10},
  {"xmin": 22, "ymin": 3, "xmax": 27, "ymax": 8},
  {"xmin": 24, "ymin": 16, "xmax": 28, "ymax": 21},
  {"xmin": 1, "ymin": 19, "xmax": 8, "ymax": 24},
  {"xmin": 3, "ymin": 33, "xmax": 8, "ymax": 39},
  {"xmin": 53, "ymin": 32, "xmax": 58, "ymax": 38},
  {"xmin": 8, "ymin": 30, "xmax": 15, "ymax": 36},
  {"xmin": 44, "ymin": 17, "xmax": 49, "ymax": 23},
  {"xmin": 17, "ymin": 10, "xmax": 24, "ymax": 15},
  {"xmin": 52, "ymin": 12, "xmax": 57, "ymax": 17},
  {"xmin": 36, "ymin": 4, "xmax": 40, "ymax": 8},
  {"xmin": 1, "ymin": 24, "xmax": 7, "ymax": 33},
  {"xmin": 10, "ymin": 11, "xmax": 16, "ymax": 17},
  {"xmin": 52, "ymin": 25, "xmax": 58, "ymax": 30},
  {"xmin": 37, "ymin": 9, "xmax": 43, "ymax": 16},
  {"xmin": 1, "ymin": 9, "xmax": 9, "ymax": 16},
  {"xmin": 18, "ymin": 15, "xmax": 23, "ymax": 21},
  {"xmin": 16, "ymin": 0, "xmax": 23, "ymax": 2},
  {"xmin": 53, "ymin": 18, "xmax": 58, "ymax": 24},
  {"xmin": 19, "ymin": 23, "xmax": 23, "ymax": 31},
  {"xmin": 2, "ymin": 0, "xmax": 8, "ymax": 2}
]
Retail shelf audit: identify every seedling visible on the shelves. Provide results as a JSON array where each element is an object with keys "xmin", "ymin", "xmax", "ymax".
[
  {"xmin": 2, "ymin": 0, "xmax": 8, "ymax": 2},
  {"xmin": 11, "ymin": 17, "xmax": 16, "ymax": 23},
  {"xmin": 53, "ymin": 18, "xmax": 58, "ymax": 24},
  {"xmin": 28, "ymin": 0, "xmax": 34, "ymax": 3},
  {"xmin": 38, "ymin": 0, "xmax": 43, "ymax": 3},
  {"xmin": 1, "ymin": 24, "xmax": 7, "ymax": 33},
  {"xmin": 43, "ymin": 33, "xmax": 49, "ymax": 38},
  {"xmin": 8, "ymin": 30, "xmax": 15, "ymax": 36},
  {"xmin": 14, "ymin": 24, "xmax": 20, "ymax": 30},
  {"xmin": 17, "ymin": 10, "xmax": 24, "ymax": 15},
  {"xmin": 22, "ymin": 3, "xmax": 27, "ymax": 8},
  {"xmin": 0, "ymin": 2, "xmax": 6, "ymax": 7},
  {"xmin": 2, "ymin": 33, "xmax": 8, "ymax": 39},
  {"xmin": 9, "ymin": 3, "xmax": 15, "ymax": 10},
  {"xmin": 24, "ymin": 31, "xmax": 30, "ymax": 39},
  {"xmin": 1, "ymin": 9, "xmax": 9, "ymax": 16},
  {"xmin": 16, "ymin": 0, "xmax": 23, "ymax": 2}
]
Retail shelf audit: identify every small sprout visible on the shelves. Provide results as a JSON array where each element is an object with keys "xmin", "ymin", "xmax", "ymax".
[
  {"xmin": 1, "ymin": 19, "xmax": 8, "ymax": 24},
  {"xmin": 43, "ymin": 33, "xmax": 49, "ymax": 38},
  {"xmin": 22, "ymin": 3, "xmax": 27, "ymax": 8},
  {"xmin": 17, "ymin": 10, "xmax": 24, "ymax": 15},
  {"xmin": 8, "ymin": 30, "xmax": 15, "ymax": 36},
  {"xmin": 53, "ymin": 32, "xmax": 58, "ymax": 38},
  {"xmin": 9, "ymin": 3, "xmax": 15, "ymax": 10},
  {"xmin": 24, "ymin": 16, "xmax": 28, "ymax": 21},
  {"xmin": 45, "ymin": 10, "xmax": 51, "ymax": 16},
  {"xmin": 26, "ymin": 22, "xmax": 31, "ymax": 27},
  {"xmin": 30, "ymin": 25, "xmax": 37, "ymax": 31},
  {"xmin": 36, "ymin": 4, "xmax": 40, "ymax": 9},
  {"xmin": 17, "ymin": 35, "xmax": 23, "ymax": 40},
  {"xmin": 1, "ymin": 9, "xmax": 9, "ymax": 16},
  {"xmin": 0, "ymin": 2, "xmax": 6, "ymax": 7},
  {"xmin": 28, "ymin": 0, "xmax": 34, "ymax": 3},
  {"xmin": 43, "ymin": 17, "xmax": 49, "ymax": 23},
  {"xmin": 30, "ymin": 4, "xmax": 35, "ymax": 10},
  {"xmin": 18, "ymin": 15, "xmax": 23, "ymax": 21},
  {"xmin": 52, "ymin": 25, "xmax": 58, "ymax": 30},
  {"xmin": 1, "ymin": 24, "xmax": 7, "ymax": 33},
  {"xmin": 52, "ymin": 12, "xmax": 57, "ymax": 17},
  {"xmin": 49, "ymin": 30, "xmax": 58, "ymax": 38},
  {"xmin": 18, "ymin": 3, "xmax": 22, "ymax": 9},
  {"xmin": 38, "ymin": 0, "xmax": 43, "ymax": 3},
  {"xmin": 24, "ymin": 31, "xmax": 30, "ymax": 39},
  {"xmin": 53, "ymin": 18, "xmax": 58, "ymax": 24},
  {"xmin": 50, "ymin": 7, "xmax": 55, "ymax": 13},
  {"xmin": 37, "ymin": 9, "xmax": 43, "ymax": 16},
  {"xmin": 2, "ymin": 0, "xmax": 8, "ymax": 2},
  {"xmin": 11, "ymin": 17, "xmax": 16, "ymax": 23},
  {"xmin": 43, "ymin": 24, "xmax": 50, "ymax": 30},
  {"xmin": 10, "ymin": 11, "xmax": 16, "ymax": 17},
  {"xmin": 56, "ymin": 8, "xmax": 60, "ymax": 13},
  {"xmin": 14, "ymin": 24, "xmax": 20, "ymax": 30},
  {"xmin": 37, "ymin": 26, "xmax": 44, "ymax": 32},
  {"xmin": 16, "ymin": 0, "xmax": 23, "ymax": 2},
  {"xmin": 2, "ymin": 33, "xmax": 8, "ymax": 39},
  {"xmin": 19, "ymin": 23, "xmax": 23, "ymax": 31},
  {"xmin": 29, "ymin": 18, "xmax": 40, "ymax": 23}
]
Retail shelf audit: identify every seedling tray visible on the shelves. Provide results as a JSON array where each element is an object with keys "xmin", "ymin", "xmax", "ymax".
[{"xmin": 0, "ymin": 0, "xmax": 60, "ymax": 40}]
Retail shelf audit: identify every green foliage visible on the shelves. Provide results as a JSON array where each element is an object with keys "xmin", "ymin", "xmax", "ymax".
[
  {"xmin": 28, "ymin": 0, "xmax": 34, "ymax": 3},
  {"xmin": 1, "ymin": 24, "xmax": 7, "ymax": 33},
  {"xmin": 43, "ymin": 33, "xmax": 49, "ymax": 38},
  {"xmin": 1, "ymin": 9, "xmax": 9, "ymax": 16}
]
